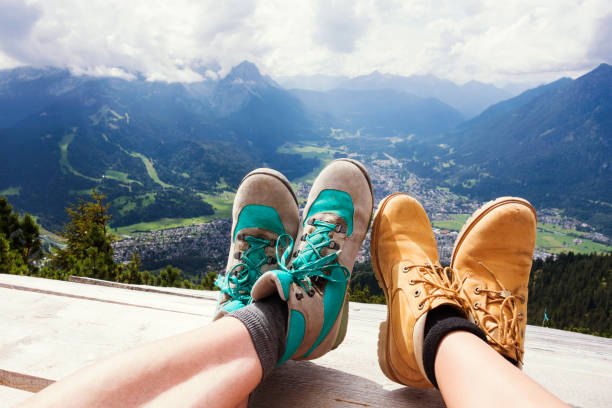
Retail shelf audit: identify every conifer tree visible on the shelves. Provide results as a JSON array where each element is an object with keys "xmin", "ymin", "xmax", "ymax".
[
  {"xmin": 51, "ymin": 190, "xmax": 117, "ymax": 280},
  {"xmin": 0, "ymin": 196, "xmax": 42, "ymax": 271}
]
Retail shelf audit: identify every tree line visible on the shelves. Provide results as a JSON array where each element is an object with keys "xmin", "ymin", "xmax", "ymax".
[
  {"xmin": 347, "ymin": 256, "xmax": 611, "ymax": 338},
  {"xmin": 0, "ymin": 193, "xmax": 218, "ymax": 289}
]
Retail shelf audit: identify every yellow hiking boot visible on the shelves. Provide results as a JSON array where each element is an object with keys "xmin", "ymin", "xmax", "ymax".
[
  {"xmin": 451, "ymin": 197, "xmax": 537, "ymax": 366},
  {"xmin": 371, "ymin": 194, "xmax": 467, "ymax": 388}
]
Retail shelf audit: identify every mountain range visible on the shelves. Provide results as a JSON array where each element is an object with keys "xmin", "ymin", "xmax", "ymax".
[
  {"xmin": 399, "ymin": 63, "xmax": 612, "ymax": 234},
  {"xmin": 0, "ymin": 61, "xmax": 610, "ymax": 235},
  {"xmin": 0, "ymin": 62, "xmax": 316, "ymax": 229},
  {"xmin": 277, "ymin": 71, "xmax": 514, "ymax": 117}
]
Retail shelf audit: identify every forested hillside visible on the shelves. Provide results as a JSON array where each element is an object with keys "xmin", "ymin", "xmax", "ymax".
[
  {"xmin": 349, "ymin": 253, "xmax": 612, "ymax": 338},
  {"xmin": 529, "ymin": 253, "xmax": 612, "ymax": 337}
]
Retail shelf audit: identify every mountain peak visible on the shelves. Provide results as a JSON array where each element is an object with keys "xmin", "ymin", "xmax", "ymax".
[
  {"xmin": 228, "ymin": 61, "xmax": 262, "ymax": 81},
  {"xmin": 593, "ymin": 62, "xmax": 612, "ymax": 73}
]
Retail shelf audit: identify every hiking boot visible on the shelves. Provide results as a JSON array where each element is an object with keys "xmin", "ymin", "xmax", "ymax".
[
  {"xmin": 252, "ymin": 159, "xmax": 373, "ymax": 363},
  {"xmin": 213, "ymin": 168, "xmax": 299, "ymax": 320},
  {"xmin": 451, "ymin": 197, "xmax": 537, "ymax": 366},
  {"xmin": 371, "ymin": 194, "xmax": 468, "ymax": 388}
]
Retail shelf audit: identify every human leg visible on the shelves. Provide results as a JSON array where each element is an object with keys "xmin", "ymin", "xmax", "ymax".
[
  {"xmin": 435, "ymin": 330, "xmax": 567, "ymax": 408},
  {"xmin": 18, "ymin": 316, "xmax": 261, "ymax": 408}
]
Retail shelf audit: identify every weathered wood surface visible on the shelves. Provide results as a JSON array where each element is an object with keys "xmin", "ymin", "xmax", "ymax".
[{"xmin": 1, "ymin": 273, "xmax": 611, "ymax": 407}]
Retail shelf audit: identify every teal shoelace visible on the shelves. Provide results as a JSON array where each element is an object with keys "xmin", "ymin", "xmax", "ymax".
[
  {"xmin": 276, "ymin": 220, "xmax": 349, "ymax": 294},
  {"xmin": 216, "ymin": 235, "xmax": 271, "ymax": 305}
]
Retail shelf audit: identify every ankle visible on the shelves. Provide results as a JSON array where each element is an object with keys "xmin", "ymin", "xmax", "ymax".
[{"xmin": 422, "ymin": 305, "xmax": 486, "ymax": 388}]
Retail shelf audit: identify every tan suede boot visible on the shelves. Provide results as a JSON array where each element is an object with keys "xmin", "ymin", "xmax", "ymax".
[
  {"xmin": 371, "ymin": 194, "xmax": 468, "ymax": 388},
  {"xmin": 213, "ymin": 168, "xmax": 299, "ymax": 320},
  {"xmin": 451, "ymin": 197, "xmax": 537, "ymax": 366},
  {"xmin": 252, "ymin": 159, "xmax": 373, "ymax": 363}
]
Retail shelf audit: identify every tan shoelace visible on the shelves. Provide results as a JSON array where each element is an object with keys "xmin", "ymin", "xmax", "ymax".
[
  {"xmin": 462, "ymin": 262, "xmax": 525, "ymax": 364},
  {"xmin": 402, "ymin": 263, "xmax": 470, "ymax": 312}
]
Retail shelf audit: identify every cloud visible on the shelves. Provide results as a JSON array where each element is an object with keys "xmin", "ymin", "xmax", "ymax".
[
  {"xmin": 587, "ymin": 13, "xmax": 612, "ymax": 63},
  {"xmin": 0, "ymin": 0, "xmax": 42, "ymax": 58},
  {"xmin": 0, "ymin": 0, "xmax": 609, "ymax": 84},
  {"xmin": 313, "ymin": 0, "xmax": 370, "ymax": 53}
]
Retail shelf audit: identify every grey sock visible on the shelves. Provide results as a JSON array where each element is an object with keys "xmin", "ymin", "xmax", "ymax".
[{"xmin": 229, "ymin": 294, "xmax": 288, "ymax": 380}]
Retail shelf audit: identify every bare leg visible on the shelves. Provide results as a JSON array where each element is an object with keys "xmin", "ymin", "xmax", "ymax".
[
  {"xmin": 435, "ymin": 331, "xmax": 568, "ymax": 408},
  {"xmin": 18, "ymin": 317, "xmax": 261, "ymax": 408}
]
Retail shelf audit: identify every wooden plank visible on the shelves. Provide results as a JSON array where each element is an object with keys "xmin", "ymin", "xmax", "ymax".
[
  {"xmin": 67, "ymin": 276, "xmax": 215, "ymax": 300},
  {"xmin": 0, "ymin": 369, "xmax": 54, "ymax": 393},
  {"xmin": 1, "ymin": 274, "xmax": 611, "ymax": 407}
]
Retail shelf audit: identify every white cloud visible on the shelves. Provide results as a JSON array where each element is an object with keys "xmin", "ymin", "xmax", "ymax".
[{"xmin": 0, "ymin": 0, "xmax": 609, "ymax": 85}]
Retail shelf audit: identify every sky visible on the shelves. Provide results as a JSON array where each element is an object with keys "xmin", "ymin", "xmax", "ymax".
[{"xmin": 0, "ymin": 0, "xmax": 610, "ymax": 86}]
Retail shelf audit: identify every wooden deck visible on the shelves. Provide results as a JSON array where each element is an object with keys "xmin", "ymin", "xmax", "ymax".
[{"xmin": 1, "ymin": 273, "xmax": 611, "ymax": 407}]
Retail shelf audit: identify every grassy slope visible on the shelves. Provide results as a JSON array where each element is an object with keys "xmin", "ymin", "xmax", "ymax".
[
  {"xmin": 0, "ymin": 186, "xmax": 21, "ymax": 196},
  {"xmin": 277, "ymin": 143, "xmax": 342, "ymax": 183},
  {"xmin": 111, "ymin": 191, "xmax": 234, "ymax": 235},
  {"xmin": 59, "ymin": 133, "xmax": 101, "ymax": 182},
  {"xmin": 128, "ymin": 152, "xmax": 175, "ymax": 189}
]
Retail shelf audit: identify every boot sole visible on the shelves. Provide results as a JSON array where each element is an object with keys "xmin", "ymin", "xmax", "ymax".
[
  {"xmin": 450, "ymin": 197, "xmax": 537, "ymax": 268},
  {"xmin": 240, "ymin": 167, "xmax": 299, "ymax": 207},
  {"xmin": 371, "ymin": 193, "xmax": 408, "ymax": 384}
]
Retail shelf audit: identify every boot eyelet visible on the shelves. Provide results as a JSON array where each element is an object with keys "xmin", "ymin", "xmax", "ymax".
[
  {"xmin": 414, "ymin": 289, "xmax": 421, "ymax": 297},
  {"xmin": 474, "ymin": 302, "xmax": 480, "ymax": 310},
  {"xmin": 295, "ymin": 291, "xmax": 303, "ymax": 300},
  {"xmin": 408, "ymin": 279, "xmax": 415, "ymax": 285},
  {"xmin": 417, "ymin": 303, "xmax": 424, "ymax": 310},
  {"xmin": 308, "ymin": 288, "xmax": 315, "ymax": 297},
  {"xmin": 474, "ymin": 286, "xmax": 480, "ymax": 295},
  {"xmin": 402, "ymin": 265, "xmax": 409, "ymax": 272},
  {"xmin": 520, "ymin": 296, "xmax": 525, "ymax": 304}
]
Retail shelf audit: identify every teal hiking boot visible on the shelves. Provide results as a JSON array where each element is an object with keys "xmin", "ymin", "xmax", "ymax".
[
  {"xmin": 213, "ymin": 168, "xmax": 299, "ymax": 320},
  {"xmin": 252, "ymin": 159, "xmax": 374, "ymax": 362}
]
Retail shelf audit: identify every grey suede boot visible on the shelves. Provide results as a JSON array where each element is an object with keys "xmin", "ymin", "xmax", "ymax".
[{"xmin": 213, "ymin": 168, "xmax": 299, "ymax": 320}]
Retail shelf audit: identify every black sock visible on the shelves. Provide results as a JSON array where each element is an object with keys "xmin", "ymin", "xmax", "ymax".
[
  {"xmin": 229, "ymin": 294, "xmax": 288, "ymax": 380},
  {"xmin": 422, "ymin": 305, "xmax": 487, "ymax": 388}
]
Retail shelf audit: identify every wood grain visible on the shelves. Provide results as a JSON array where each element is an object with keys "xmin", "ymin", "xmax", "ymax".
[{"xmin": 1, "ymin": 274, "xmax": 610, "ymax": 407}]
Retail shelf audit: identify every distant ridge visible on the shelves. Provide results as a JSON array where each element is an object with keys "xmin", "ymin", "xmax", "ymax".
[
  {"xmin": 432, "ymin": 63, "xmax": 612, "ymax": 234},
  {"xmin": 278, "ymin": 71, "xmax": 512, "ymax": 117}
]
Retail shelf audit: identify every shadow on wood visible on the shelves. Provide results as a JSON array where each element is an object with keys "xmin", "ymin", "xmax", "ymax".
[{"xmin": 252, "ymin": 360, "xmax": 445, "ymax": 408}]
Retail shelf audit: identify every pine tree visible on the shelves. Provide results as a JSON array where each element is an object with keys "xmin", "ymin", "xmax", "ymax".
[
  {"xmin": 0, "ymin": 196, "xmax": 42, "ymax": 271},
  {"xmin": 50, "ymin": 190, "xmax": 117, "ymax": 280}
]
